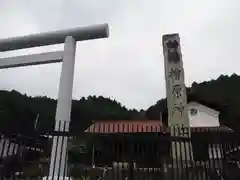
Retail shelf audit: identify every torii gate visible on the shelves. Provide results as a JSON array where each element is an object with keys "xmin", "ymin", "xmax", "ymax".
[{"xmin": 0, "ymin": 23, "xmax": 109, "ymax": 179}]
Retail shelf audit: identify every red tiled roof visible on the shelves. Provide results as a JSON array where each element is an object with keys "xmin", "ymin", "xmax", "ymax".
[
  {"xmin": 84, "ymin": 120, "xmax": 233, "ymax": 134},
  {"xmin": 84, "ymin": 120, "xmax": 166, "ymax": 133}
]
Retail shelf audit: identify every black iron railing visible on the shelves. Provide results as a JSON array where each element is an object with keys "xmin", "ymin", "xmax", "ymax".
[{"xmin": 0, "ymin": 121, "xmax": 239, "ymax": 180}]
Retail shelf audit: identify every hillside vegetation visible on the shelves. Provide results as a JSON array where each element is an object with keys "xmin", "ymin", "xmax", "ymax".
[{"xmin": 1, "ymin": 74, "xmax": 240, "ymax": 133}]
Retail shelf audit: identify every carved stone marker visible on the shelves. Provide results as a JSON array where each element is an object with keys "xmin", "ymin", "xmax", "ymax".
[
  {"xmin": 162, "ymin": 34, "xmax": 192, "ymax": 165},
  {"xmin": 162, "ymin": 34, "xmax": 189, "ymax": 126}
]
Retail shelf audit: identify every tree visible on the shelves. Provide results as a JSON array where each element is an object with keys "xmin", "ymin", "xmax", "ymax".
[
  {"xmin": 2, "ymin": 73, "xmax": 240, "ymax": 133},
  {"xmin": 145, "ymin": 73, "xmax": 240, "ymax": 131},
  {"xmin": 0, "ymin": 90, "xmax": 145, "ymax": 134}
]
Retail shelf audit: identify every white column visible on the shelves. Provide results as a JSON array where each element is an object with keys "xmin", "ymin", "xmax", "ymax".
[{"xmin": 48, "ymin": 36, "xmax": 76, "ymax": 178}]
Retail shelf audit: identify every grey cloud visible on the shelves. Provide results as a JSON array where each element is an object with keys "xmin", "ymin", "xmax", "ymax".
[{"xmin": 0, "ymin": 0, "xmax": 239, "ymax": 110}]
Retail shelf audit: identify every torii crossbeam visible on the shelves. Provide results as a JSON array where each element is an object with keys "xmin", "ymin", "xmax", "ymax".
[{"xmin": 0, "ymin": 24, "xmax": 109, "ymax": 179}]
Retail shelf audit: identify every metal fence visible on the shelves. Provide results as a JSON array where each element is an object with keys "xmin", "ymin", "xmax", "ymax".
[{"xmin": 0, "ymin": 121, "xmax": 239, "ymax": 180}]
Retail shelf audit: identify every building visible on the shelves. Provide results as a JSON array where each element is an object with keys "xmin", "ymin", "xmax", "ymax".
[
  {"xmin": 72, "ymin": 101, "xmax": 238, "ymax": 180},
  {"xmin": 187, "ymin": 101, "xmax": 220, "ymax": 128},
  {"xmin": 82, "ymin": 98, "xmax": 234, "ymax": 164},
  {"xmin": 186, "ymin": 100, "xmax": 232, "ymax": 160},
  {"xmin": 82, "ymin": 120, "xmax": 168, "ymax": 167}
]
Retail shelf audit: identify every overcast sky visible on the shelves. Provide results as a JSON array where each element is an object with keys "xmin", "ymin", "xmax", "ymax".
[{"xmin": 0, "ymin": 0, "xmax": 239, "ymax": 110}]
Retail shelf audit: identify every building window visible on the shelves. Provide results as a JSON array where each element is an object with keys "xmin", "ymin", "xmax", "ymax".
[{"xmin": 190, "ymin": 108, "xmax": 198, "ymax": 116}]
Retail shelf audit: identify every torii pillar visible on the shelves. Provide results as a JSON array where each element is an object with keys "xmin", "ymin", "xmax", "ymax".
[
  {"xmin": 0, "ymin": 24, "xmax": 109, "ymax": 179},
  {"xmin": 162, "ymin": 34, "xmax": 193, "ymax": 166}
]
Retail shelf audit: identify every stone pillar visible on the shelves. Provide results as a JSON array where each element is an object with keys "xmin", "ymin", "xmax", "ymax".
[
  {"xmin": 162, "ymin": 34, "xmax": 193, "ymax": 169},
  {"xmin": 162, "ymin": 34, "xmax": 188, "ymax": 126}
]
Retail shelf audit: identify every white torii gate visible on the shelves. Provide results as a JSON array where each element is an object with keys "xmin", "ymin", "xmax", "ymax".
[{"xmin": 0, "ymin": 23, "xmax": 109, "ymax": 179}]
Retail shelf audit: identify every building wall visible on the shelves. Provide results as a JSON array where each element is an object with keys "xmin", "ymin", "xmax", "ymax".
[
  {"xmin": 187, "ymin": 102, "xmax": 222, "ymax": 159},
  {"xmin": 187, "ymin": 102, "xmax": 220, "ymax": 127}
]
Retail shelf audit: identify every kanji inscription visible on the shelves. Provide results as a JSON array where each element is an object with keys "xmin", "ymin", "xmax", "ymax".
[
  {"xmin": 172, "ymin": 103, "xmax": 184, "ymax": 117},
  {"xmin": 172, "ymin": 84, "xmax": 182, "ymax": 100},
  {"xmin": 169, "ymin": 68, "xmax": 181, "ymax": 82},
  {"xmin": 166, "ymin": 39, "xmax": 180, "ymax": 63}
]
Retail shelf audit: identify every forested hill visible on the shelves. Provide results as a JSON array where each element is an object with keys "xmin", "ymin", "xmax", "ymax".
[
  {"xmin": 146, "ymin": 73, "xmax": 240, "ymax": 132},
  {"xmin": 1, "ymin": 73, "xmax": 240, "ymax": 134},
  {"xmin": 0, "ymin": 90, "xmax": 145, "ymax": 134}
]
